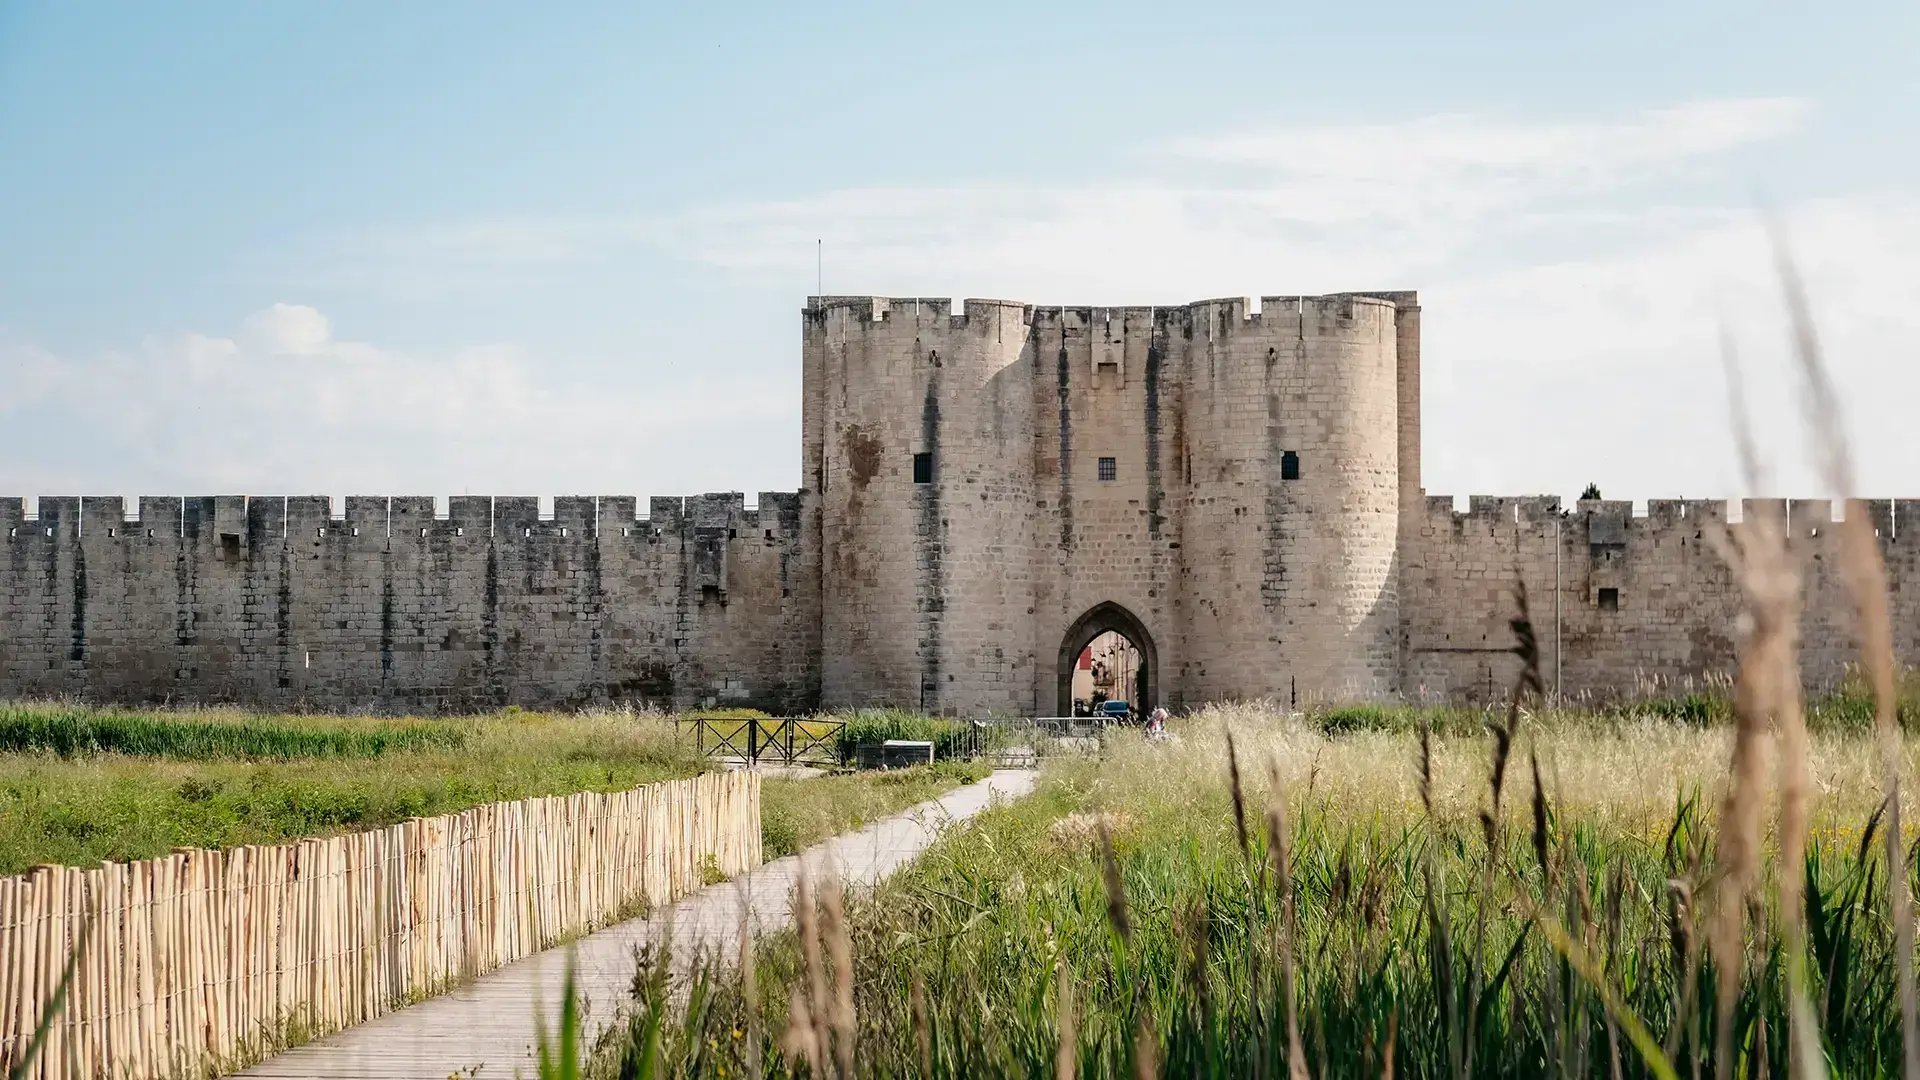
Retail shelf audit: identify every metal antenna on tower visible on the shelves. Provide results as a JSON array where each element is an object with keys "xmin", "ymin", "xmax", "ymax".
[{"xmin": 817, "ymin": 239, "xmax": 822, "ymax": 298}]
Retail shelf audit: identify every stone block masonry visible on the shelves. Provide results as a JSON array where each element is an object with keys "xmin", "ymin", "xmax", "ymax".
[
  {"xmin": 4, "ymin": 289, "xmax": 1911, "ymax": 713},
  {"xmin": 0, "ymin": 492, "xmax": 818, "ymax": 712},
  {"xmin": 1403, "ymin": 494, "xmax": 1920, "ymax": 706}
]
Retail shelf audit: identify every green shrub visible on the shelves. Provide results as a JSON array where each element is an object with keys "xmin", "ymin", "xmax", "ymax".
[
  {"xmin": 1310, "ymin": 702, "xmax": 1491, "ymax": 736},
  {"xmin": 828, "ymin": 709, "xmax": 984, "ymax": 762},
  {"xmin": 1614, "ymin": 693, "xmax": 1733, "ymax": 725},
  {"xmin": 683, "ymin": 707, "xmax": 773, "ymax": 720}
]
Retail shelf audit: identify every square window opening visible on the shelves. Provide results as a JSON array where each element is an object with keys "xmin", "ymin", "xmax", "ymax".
[
  {"xmin": 912, "ymin": 452, "xmax": 933, "ymax": 484},
  {"xmin": 1280, "ymin": 451, "xmax": 1301, "ymax": 481},
  {"xmin": 1598, "ymin": 587, "xmax": 1619, "ymax": 611},
  {"xmin": 1098, "ymin": 457, "xmax": 1117, "ymax": 482}
]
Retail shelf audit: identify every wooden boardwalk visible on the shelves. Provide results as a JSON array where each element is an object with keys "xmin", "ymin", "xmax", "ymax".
[{"xmin": 234, "ymin": 770, "xmax": 1036, "ymax": 1079}]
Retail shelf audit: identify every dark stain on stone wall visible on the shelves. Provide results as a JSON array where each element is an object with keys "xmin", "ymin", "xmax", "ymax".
[
  {"xmin": 916, "ymin": 372, "xmax": 944, "ymax": 708},
  {"xmin": 68, "ymin": 541, "xmax": 86, "ymax": 666},
  {"xmin": 1145, "ymin": 340, "xmax": 1164, "ymax": 538},
  {"xmin": 379, "ymin": 557, "xmax": 395, "ymax": 688},
  {"xmin": 1056, "ymin": 339, "xmax": 1073, "ymax": 550},
  {"xmin": 841, "ymin": 425, "xmax": 883, "ymax": 489},
  {"xmin": 483, "ymin": 543, "xmax": 503, "ymax": 704},
  {"xmin": 276, "ymin": 547, "xmax": 292, "ymax": 690},
  {"xmin": 586, "ymin": 530, "xmax": 605, "ymax": 696}
]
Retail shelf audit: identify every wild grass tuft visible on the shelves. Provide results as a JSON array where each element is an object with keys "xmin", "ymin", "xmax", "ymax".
[{"xmin": 0, "ymin": 703, "xmax": 464, "ymax": 759}]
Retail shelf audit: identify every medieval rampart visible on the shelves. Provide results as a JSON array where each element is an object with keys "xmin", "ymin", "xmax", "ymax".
[
  {"xmin": 1403, "ymin": 494, "xmax": 1918, "ymax": 705},
  {"xmin": 4, "ymin": 290, "xmax": 1908, "ymax": 714},
  {"xmin": 0, "ymin": 492, "xmax": 817, "ymax": 712}
]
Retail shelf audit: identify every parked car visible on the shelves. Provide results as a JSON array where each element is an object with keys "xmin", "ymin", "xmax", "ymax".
[{"xmin": 1098, "ymin": 700, "xmax": 1132, "ymax": 722}]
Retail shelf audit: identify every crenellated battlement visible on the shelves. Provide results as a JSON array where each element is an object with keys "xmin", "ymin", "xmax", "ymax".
[
  {"xmin": 805, "ymin": 293, "xmax": 1416, "ymax": 340},
  {"xmin": 1, "ymin": 492, "xmax": 808, "ymax": 544},
  {"xmin": 1419, "ymin": 494, "xmax": 1920, "ymax": 544},
  {"xmin": 805, "ymin": 296, "xmax": 1032, "ymax": 333}
]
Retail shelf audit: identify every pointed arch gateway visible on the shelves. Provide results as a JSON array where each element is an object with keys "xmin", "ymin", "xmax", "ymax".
[{"xmin": 1056, "ymin": 601, "xmax": 1158, "ymax": 718}]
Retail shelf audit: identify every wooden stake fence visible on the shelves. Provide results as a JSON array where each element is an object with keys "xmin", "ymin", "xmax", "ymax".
[{"xmin": 0, "ymin": 770, "xmax": 760, "ymax": 1080}]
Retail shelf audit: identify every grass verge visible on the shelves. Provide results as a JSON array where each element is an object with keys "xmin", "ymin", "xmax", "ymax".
[
  {"xmin": 759, "ymin": 759, "xmax": 993, "ymax": 859},
  {"xmin": 582, "ymin": 709, "xmax": 1915, "ymax": 1077},
  {"xmin": 0, "ymin": 705, "xmax": 703, "ymax": 874}
]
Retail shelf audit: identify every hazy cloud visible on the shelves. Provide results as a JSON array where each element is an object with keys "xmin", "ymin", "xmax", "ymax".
[
  {"xmin": 15, "ymin": 96, "xmax": 1918, "ymax": 505},
  {"xmin": 0, "ymin": 306, "xmax": 790, "ymax": 499}
]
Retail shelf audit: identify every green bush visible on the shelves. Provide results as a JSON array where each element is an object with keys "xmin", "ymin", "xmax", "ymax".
[
  {"xmin": 683, "ymin": 707, "xmax": 773, "ymax": 720},
  {"xmin": 827, "ymin": 709, "xmax": 986, "ymax": 763},
  {"xmin": 1612, "ymin": 693, "xmax": 1733, "ymax": 725},
  {"xmin": 1309, "ymin": 702, "xmax": 1492, "ymax": 736}
]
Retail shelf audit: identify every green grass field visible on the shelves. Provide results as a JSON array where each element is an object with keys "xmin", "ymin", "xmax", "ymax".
[
  {"xmin": 0, "ymin": 703, "xmax": 998, "ymax": 878},
  {"xmin": 759, "ymin": 759, "xmax": 994, "ymax": 859},
  {"xmin": 0, "ymin": 703, "xmax": 710, "ymax": 874},
  {"xmin": 584, "ymin": 705, "xmax": 1916, "ymax": 1078}
]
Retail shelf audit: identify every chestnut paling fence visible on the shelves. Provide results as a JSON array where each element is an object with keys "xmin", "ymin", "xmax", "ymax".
[{"xmin": 0, "ymin": 770, "xmax": 761, "ymax": 1080}]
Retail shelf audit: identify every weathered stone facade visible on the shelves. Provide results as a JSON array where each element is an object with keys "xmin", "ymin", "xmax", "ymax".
[{"xmin": 3, "ymin": 291, "xmax": 1909, "ymax": 713}]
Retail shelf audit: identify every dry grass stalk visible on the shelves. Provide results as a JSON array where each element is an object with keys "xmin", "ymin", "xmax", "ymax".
[
  {"xmin": 1771, "ymin": 229, "xmax": 1919, "ymax": 1077},
  {"xmin": 1530, "ymin": 747, "xmax": 1551, "ymax": 884},
  {"xmin": 1661, "ymin": 872, "xmax": 1704, "ymax": 1067},
  {"xmin": 1226, "ymin": 727, "xmax": 1252, "ymax": 863},
  {"xmin": 1097, "ymin": 820, "xmax": 1131, "ymax": 946},
  {"xmin": 1380, "ymin": 1012, "xmax": 1397, "ymax": 1080},
  {"xmin": 1268, "ymin": 759, "xmax": 1311, "ymax": 1080},
  {"xmin": 1056, "ymin": 956, "xmax": 1076, "ymax": 1080},
  {"xmin": 1604, "ymin": 862, "xmax": 1627, "ymax": 1080},
  {"xmin": 781, "ymin": 868, "xmax": 829, "ymax": 1077},
  {"xmin": 1467, "ymin": 581, "xmax": 1543, "ymax": 1076},
  {"xmin": 822, "ymin": 880, "xmax": 855, "ymax": 1079},
  {"xmin": 910, "ymin": 973, "xmax": 931, "ymax": 1077},
  {"xmin": 1713, "ymin": 267, "xmax": 1824, "ymax": 1078},
  {"xmin": 1131, "ymin": 1011, "xmax": 1160, "ymax": 1080},
  {"xmin": 1048, "ymin": 811, "xmax": 1135, "ymax": 855},
  {"xmin": 1414, "ymin": 717, "xmax": 1434, "ymax": 816},
  {"xmin": 740, "ymin": 896, "xmax": 762, "ymax": 1080},
  {"xmin": 1708, "ymin": 453, "xmax": 1771, "ymax": 1080},
  {"xmin": 1182, "ymin": 897, "xmax": 1213, "ymax": 1030}
]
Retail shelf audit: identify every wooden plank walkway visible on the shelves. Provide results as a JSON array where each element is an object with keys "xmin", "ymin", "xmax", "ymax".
[{"xmin": 234, "ymin": 770, "xmax": 1037, "ymax": 1079}]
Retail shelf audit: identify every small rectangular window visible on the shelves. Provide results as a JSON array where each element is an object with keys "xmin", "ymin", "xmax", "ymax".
[
  {"xmin": 913, "ymin": 452, "xmax": 933, "ymax": 484},
  {"xmin": 1598, "ymin": 587, "xmax": 1619, "ymax": 611},
  {"xmin": 1281, "ymin": 451, "xmax": 1301, "ymax": 481},
  {"xmin": 1097, "ymin": 457, "xmax": 1117, "ymax": 482}
]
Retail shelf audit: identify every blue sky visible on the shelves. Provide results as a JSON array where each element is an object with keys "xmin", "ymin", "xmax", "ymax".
[{"xmin": 3, "ymin": 2, "xmax": 1918, "ymax": 509}]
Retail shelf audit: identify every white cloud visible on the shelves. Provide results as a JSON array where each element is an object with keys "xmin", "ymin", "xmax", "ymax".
[
  {"xmin": 0, "ymin": 307, "xmax": 793, "ymax": 499},
  {"xmin": 1166, "ymin": 98, "xmax": 1810, "ymax": 177},
  {"xmin": 237, "ymin": 302, "xmax": 333, "ymax": 356},
  {"xmin": 638, "ymin": 97, "xmax": 1815, "ymax": 295},
  {"xmin": 1422, "ymin": 193, "xmax": 1920, "ymax": 502},
  {"xmin": 23, "ymin": 96, "xmax": 1919, "ymax": 505},
  {"xmin": 619, "ymin": 95, "xmax": 1920, "ymax": 503}
]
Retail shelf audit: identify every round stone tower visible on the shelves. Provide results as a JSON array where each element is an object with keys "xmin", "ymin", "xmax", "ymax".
[
  {"xmin": 806, "ymin": 297, "xmax": 1036, "ymax": 714},
  {"xmin": 1172, "ymin": 294, "xmax": 1401, "ymax": 704}
]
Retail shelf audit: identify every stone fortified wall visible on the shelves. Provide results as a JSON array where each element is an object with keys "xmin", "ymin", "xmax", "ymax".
[
  {"xmin": 4, "ymin": 289, "xmax": 1912, "ymax": 714},
  {"xmin": 1404, "ymin": 495, "xmax": 1920, "ymax": 705},
  {"xmin": 0, "ymin": 493, "xmax": 817, "ymax": 712}
]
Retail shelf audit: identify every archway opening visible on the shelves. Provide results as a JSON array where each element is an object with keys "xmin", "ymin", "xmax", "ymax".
[{"xmin": 1056, "ymin": 602, "xmax": 1157, "ymax": 719}]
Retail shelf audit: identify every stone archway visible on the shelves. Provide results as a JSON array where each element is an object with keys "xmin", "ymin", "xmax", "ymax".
[{"xmin": 1056, "ymin": 601, "xmax": 1158, "ymax": 717}]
